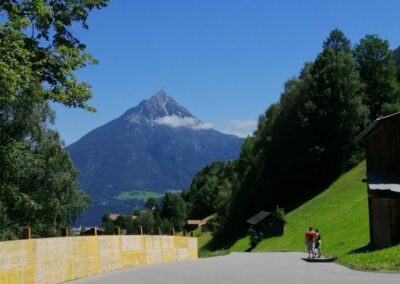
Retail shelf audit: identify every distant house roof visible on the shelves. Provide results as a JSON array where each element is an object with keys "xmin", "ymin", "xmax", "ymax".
[
  {"xmin": 187, "ymin": 219, "xmax": 207, "ymax": 226},
  {"xmin": 246, "ymin": 211, "xmax": 286, "ymax": 225},
  {"xmin": 109, "ymin": 214, "xmax": 119, "ymax": 221},
  {"xmin": 108, "ymin": 213, "xmax": 137, "ymax": 221},
  {"xmin": 357, "ymin": 112, "xmax": 400, "ymax": 141},
  {"xmin": 367, "ymin": 171, "xmax": 400, "ymax": 193}
]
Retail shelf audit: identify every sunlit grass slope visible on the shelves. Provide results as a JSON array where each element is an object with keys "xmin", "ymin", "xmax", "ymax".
[
  {"xmin": 200, "ymin": 162, "xmax": 369, "ymax": 257},
  {"xmin": 199, "ymin": 161, "xmax": 400, "ymax": 270},
  {"xmin": 253, "ymin": 161, "xmax": 369, "ymax": 256},
  {"xmin": 339, "ymin": 245, "xmax": 400, "ymax": 270}
]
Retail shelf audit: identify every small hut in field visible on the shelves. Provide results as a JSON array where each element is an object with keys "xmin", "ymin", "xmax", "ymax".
[
  {"xmin": 358, "ymin": 112, "xmax": 400, "ymax": 248},
  {"xmin": 246, "ymin": 211, "xmax": 286, "ymax": 238}
]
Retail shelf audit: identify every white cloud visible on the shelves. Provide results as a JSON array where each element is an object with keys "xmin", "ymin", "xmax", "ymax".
[
  {"xmin": 154, "ymin": 115, "xmax": 214, "ymax": 130},
  {"xmin": 192, "ymin": 122, "xmax": 214, "ymax": 130},
  {"xmin": 222, "ymin": 119, "xmax": 257, "ymax": 138}
]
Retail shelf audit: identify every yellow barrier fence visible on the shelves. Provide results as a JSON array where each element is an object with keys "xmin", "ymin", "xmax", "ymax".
[{"xmin": 0, "ymin": 235, "xmax": 198, "ymax": 284}]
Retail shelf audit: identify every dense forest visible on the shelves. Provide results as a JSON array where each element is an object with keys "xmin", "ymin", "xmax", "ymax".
[{"xmin": 180, "ymin": 30, "xmax": 400, "ymax": 241}]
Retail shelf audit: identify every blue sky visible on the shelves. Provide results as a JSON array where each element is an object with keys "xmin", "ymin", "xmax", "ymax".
[{"xmin": 53, "ymin": 0, "xmax": 400, "ymax": 145}]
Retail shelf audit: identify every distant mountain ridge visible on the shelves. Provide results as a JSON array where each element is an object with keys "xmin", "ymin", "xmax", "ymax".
[{"xmin": 67, "ymin": 90, "xmax": 243, "ymax": 225}]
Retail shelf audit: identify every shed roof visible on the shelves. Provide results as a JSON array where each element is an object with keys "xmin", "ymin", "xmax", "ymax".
[
  {"xmin": 246, "ymin": 211, "xmax": 286, "ymax": 225},
  {"xmin": 187, "ymin": 219, "xmax": 207, "ymax": 226},
  {"xmin": 357, "ymin": 112, "xmax": 400, "ymax": 141},
  {"xmin": 108, "ymin": 214, "xmax": 119, "ymax": 221},
  {"xmin": 367, "ymin": 171, "xmax": 400, "ymax": 193},
  {"xmin": 108, "ymin": 213, "xmax": 137, "ymax": 221}
]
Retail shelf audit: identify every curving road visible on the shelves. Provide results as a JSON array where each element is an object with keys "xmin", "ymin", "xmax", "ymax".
[{"xmin": 69, "ymin": 252, "xmax": 400, "ymax": 284}]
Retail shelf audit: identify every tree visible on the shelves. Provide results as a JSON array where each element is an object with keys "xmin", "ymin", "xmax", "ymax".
[
  {"xmin": 160, "ymin": 193, "xmax": 187, "ymax": 231},
  {"xmin": 26, "ymin": 130, "xmax": 90, "ymax": 236},
  {"xmin": 249, "ymin": 227, "xmax": 262, "ymax": 248},
  {"xmin": 354, "ymin": 34, "xmax": 400, "ymax": 119},
  {"xmin": 218, "ymin": 30, "xmax": 368, "ymax": 240},
  {"xmin": 394, "ymin": 47, "xmax": 400, "ymax": 81},
  {"xmin": 302, "ymin": 29, "xmax": 368, "ymax": 176},
  {"xmin": 323, "ymin": 28, "xmax": 351, "ymax": 53},
  {"xmin": 0, "ymin": 0, "xmax": 109, "ymax": 239},
  {"xmin": 101, "ymin": 214, "xmax": 115, "ymax": 235},
  {"xmin": 0, "ymin": 0, "xmax": 108, "ymax": 109},
  {"xmin": 275, "ymin": 205, "xmax": 286, "ymax": 222},
  {"xmin": 145, "ymin": 197, "xmax": 159, "ymax": 211},
  {"xmin": 183, "ymin": 162, "xmax": 226, "ymax": 219},
  {"xmin": 114, "ymin": 215, "xmax": 135, "ymax": 235},
  {"xmin": 136, "ymin": 211, "xmax": 156, "ymax": 235}
]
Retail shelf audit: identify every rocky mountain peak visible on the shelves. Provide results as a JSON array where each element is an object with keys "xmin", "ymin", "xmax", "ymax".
[
  {"xmin": 150, "ymin": 89, "xmax": 169, "ymax": 103},
  {"xmin": 123, "ymin": 90, "xmax": 195, "ymax": 124}
]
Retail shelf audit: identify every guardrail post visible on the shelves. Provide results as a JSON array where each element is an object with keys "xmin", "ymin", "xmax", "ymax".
[
  {"xmin": 170, "ymin": 228, "xmax": 175, "ymax": 236},
  {"xmin": 158, "ymin": 227, "xmax": 162, "ymax": 235},
  {"xmin": 114, "ymin": 226, "xmax": 121, "ymax": 235},
  {"xmin": 23, "ymin": 226, "xmax": 31, "ymax": 239},
  {"xmin": 61, "ymin": 227, "xmax": 69, "ymax": 237},
  {"xmin": 89, "ymin": 227, "xmax": 97, "ymax": 236},
  {"xmin": 190, "ymin": 231, "xmax": 194, "ymax": 237},
  {"xmin": 138, "ymin": 226, "xmax": 143, "ymax": 235}
]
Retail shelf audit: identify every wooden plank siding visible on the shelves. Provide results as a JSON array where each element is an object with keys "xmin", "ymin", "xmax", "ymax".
[
  {"xmin": 362, "ymin": 113, "xmax": 400, "ymax": 248},
  {"xmin": 390, "ymin": 198, "xmax": 400, "ymax": 244},
  {"xmin": 370, "ymin": 198, "xmax": 392, "ymax": 247},
  {"xmin": 366, "ymin": 114, "xmax": 400, "ymax": 173}
]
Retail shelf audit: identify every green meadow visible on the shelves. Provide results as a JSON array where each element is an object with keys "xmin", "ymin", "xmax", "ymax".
[{"xmin": 115, "ymin": 190, "xmax": 181, "ymax": 201}]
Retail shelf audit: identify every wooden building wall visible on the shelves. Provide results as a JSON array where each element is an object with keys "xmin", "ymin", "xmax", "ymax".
[
  {"xmin": 365, "ymin": 114, "xmax": 400, "ymax": 248},
  {"xmin": 256, "ymin": 216, "xmax": 284, "ymax": 237},
  {"xmin": 366, "ymin": 115, "xmax": 400, "ymax": 172},
  {"xmin": 389, "ymin": 198, "xmax": 400, "ymax": 244},
  {"xmin": 369, "ymin": 197, "xmax": 400, "ymax": 248}
]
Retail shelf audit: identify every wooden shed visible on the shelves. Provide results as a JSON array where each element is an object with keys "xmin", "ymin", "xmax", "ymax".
[
  {"xmin": 358, "ymin": 112, "xmax": 400, "ymax": 248},
  {"xmin": 246, "ymin": 211, "xmax": 286, "ymax": 238}
]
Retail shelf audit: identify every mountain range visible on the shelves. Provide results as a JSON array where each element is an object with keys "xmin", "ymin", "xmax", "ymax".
[{"xmin": 67, "ymin": 90, "xmax": 244, "ymax": 225}]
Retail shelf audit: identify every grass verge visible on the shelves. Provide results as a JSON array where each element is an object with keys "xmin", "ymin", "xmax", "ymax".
[
  {"xmin": 197, "ymin": 232, "xmax": 229, "ymax": 258},
  {"xmin": 338, "ymin": 244, "xmax": 400, "ymax": 271}
]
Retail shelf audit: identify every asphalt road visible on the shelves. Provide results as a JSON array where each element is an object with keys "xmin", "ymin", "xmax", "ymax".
[{"xmin": 68, "ymin": 252, "xmax": 400, "ymax": 284}]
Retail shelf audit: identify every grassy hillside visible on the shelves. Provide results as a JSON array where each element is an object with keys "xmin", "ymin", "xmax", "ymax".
[
  {"xmin": 198, "ymin": 161, "xmax": 400, "ymax": 270},
  {"xmin": 226, "ymin": 161, "xmax": 400, "ymax": 271},
  {"xmin": 254, "ymin": 161, "xmax": 369, "ymax": 256},
  {"xmin": 340, "ymin": 245, "xmax": 400, "ymax": 270},
  {"xmin": 198, "ymin": 162, "xmax": 369, "ymax": 256}
]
